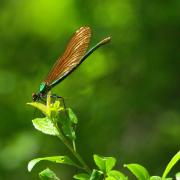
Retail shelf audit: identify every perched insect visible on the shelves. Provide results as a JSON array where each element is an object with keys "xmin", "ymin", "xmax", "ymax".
[{"xmin": 32, "ymin": 27, "xmax": 111, "ymax": 102}]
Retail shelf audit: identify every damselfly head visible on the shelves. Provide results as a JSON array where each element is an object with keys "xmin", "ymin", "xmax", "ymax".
[{"xmin": 32, "ymin": 92, "xmax": 39, "ymax": 101}]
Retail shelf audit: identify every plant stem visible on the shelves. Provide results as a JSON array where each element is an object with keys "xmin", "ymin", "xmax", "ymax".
[
  {"xmin": 56, "ymin": 124, "xmax": 91, "ymax": 173},
  {"xmin": 72, "ymin": 140, "xmax": 76, "ymax": 152}
]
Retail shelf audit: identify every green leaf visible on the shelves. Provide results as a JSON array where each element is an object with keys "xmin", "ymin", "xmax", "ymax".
[
  {"xmin": 107, "ymin": 170, "xmax": 127, "ymax": 180},
  {"xmin": 150, "ymin": 177, "xmax": 173, "ymax": 180},
  {"xmin": 67, "ymin": 108, "xmax": 78, "ymax": 124},
  {"xmin": 93, "ymin": 154, "xmax": 116, "ymax": 173},
  {"xmin": 59, "ymin": 111, "xmax": 76, "ymax": 140},
  {"xmin": 32, "ymin": 117, "xmax": 59, "ymax": 136},
  {"xmin": 105, "ymin": 177, "xmax": 115, "ymax": 180},
  {"xmin": 39, "ymin": 168, "xmax": 60, "ymax": 180},
  {"xmin": 162, "ymin": 151, "xmax": 180, "ymax": 178},
  {"xmin": 50, "ymin": 100, "xmax": 63, "ymax": 120},
  {"xmin": 176, "ymin": 172, "xmax": 180, "ymax": 180},
  {"xmin": 27, "ymin": 102, "xmax": 47, "ymax": 115},
  {"xmin": 28, "ymin": 156, "xmax": 79, "ymax": 172},
  {"xmin": 150, "ymin": 176, "xmax": 162, "ymax": 180},
  {"xmin": 124, "ymin": 163, "xmax": 150, "ymax": 180},
  {"xmin": 52, "ymin": 100, "xmax": 61, "ymax": 110},
  {"xmin": 89, "ymin": 169, "xmax": 103, "ymax": 180},
  {"xmin": 73, "ymin": 173, "xmax": 90, "ymax": 180}
]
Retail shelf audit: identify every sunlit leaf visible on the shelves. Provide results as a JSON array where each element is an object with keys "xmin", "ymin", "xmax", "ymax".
[
  {"xmin": 150, "ymin": 177, "xmax": 173, "ymax": 180},
  {"xmin": 162, "ymin": 151, "xmax": 180, "ymax": 178},
  {"xmin": 107, "ymin": 170, "xmax": 127, "ymax": 180},
  {"xmin": 51, "ymin": 100, "xmax": 63, "ymax": 112},
  {"xmin": 39, "ymin": 168, "xmax": 60, "ymax": 180},
  {"xmin": 32, "ymin": 117, "xmax": 59, "ymax": 136},
  {"xmin": 53, "ymin": 100, "xmax": 60, "ymax": 107},
  {"xmin": 28, "ymin": 156, "xmax": 79, "ymax": 172},
  {"xmin": 150, "ymin": 176, "xmax": 162, "ymax": 180},
  {"xmin": 124, "ymin": 163, "xmax": 150, "ymax": 180},
  {"xmin": 73, "ymin": 173, "xmax": 90, "ymax": 180},
  {"xmin": 27, "ymin": 102, "xmax": 47, "ymax": 115},
  {"xmin": 93, "ymin": 154, "xmax": 116, "ymax": 173},
  {"xmin": 49, "ymin": 101, "xmax": 63, "ymax": 122},
  {"xmin": 176, "ymin": 172, "xmax": 180, "ymax": 180}
]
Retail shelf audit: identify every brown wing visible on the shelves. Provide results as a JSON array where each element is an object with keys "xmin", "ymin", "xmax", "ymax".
[{"xmin": 44, "ymin": 27, "xmax": 91, "ymax": 85}]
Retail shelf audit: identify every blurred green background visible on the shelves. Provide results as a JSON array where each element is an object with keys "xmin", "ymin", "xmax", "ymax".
[{"xmin": 0, "ymin": 0, "xmax": 179, "ymax": 179}]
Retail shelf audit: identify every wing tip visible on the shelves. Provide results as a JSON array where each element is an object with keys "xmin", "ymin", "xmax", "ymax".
[{"xmin": 77, "ymin": 26, "xmax": 91, "ymax": 33}]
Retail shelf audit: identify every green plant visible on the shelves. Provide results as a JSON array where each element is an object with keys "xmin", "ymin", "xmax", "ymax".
[{"xmin": 27, "ymin": 93, "xmax": 180, "ymax": 180}]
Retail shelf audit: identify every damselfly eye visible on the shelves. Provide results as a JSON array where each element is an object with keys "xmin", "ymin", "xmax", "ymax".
[{"xmin": 32, "ymin": 93, "xmax": 38, "ymax": 101}]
